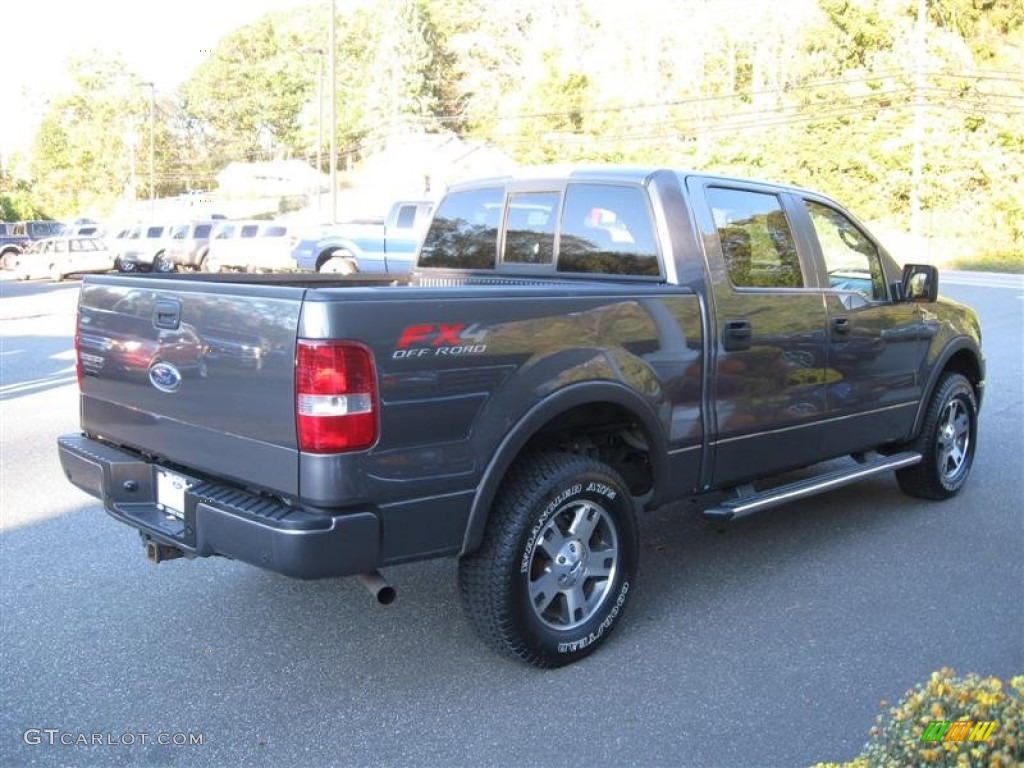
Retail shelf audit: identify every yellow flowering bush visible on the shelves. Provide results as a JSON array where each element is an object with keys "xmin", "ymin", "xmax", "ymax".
[{"xmin": 814, "ymin": 668, "xmax": 1023, "ymax": 768}]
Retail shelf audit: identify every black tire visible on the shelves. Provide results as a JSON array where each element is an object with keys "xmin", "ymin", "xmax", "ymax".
[
  {"xmin": 458, "ymin": 452, "xmax": 638, "ymax": 668},
  {"xmin": 116, "ymin": 257, "xmax": 136, "ymax": 273},
  {"xmin": 896, "ymin": 373, "xmax": 978, "ymax": 500},
  {"xmin": 152, "ymin": 252, "xmax": 175, "ymax": 273}
]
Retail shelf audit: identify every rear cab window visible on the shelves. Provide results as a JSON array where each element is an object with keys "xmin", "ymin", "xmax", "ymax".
[
  {"xmin": 557, "ymin": 184, "xmax": 659, "ymax": 276},
  {"xmin": 418, "ymin": 186, "xmax": 503, "ymax": 270},
  {"xmin": 418, "ymin": 182, "xmax": 661, "ymax": 277}
]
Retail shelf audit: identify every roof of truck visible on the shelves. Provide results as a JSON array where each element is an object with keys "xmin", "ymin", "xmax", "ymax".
[{"xmin": 445, "ymin": 164, "xmax": 818, "ymax": 197}]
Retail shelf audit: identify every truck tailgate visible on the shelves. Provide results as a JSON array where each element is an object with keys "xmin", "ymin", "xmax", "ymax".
[{"xmin": 77, "ymin": 276, "xmax": 305, "ymax": 495}]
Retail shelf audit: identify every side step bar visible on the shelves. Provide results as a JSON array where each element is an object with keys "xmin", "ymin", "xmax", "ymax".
[{"xmin": 702, "ymin": 451, "xmax": 922, "ymax": 522}]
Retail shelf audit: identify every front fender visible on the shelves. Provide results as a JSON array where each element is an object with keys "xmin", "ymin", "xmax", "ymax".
[{"xmin": 912, "ymin": 336, "xmax": 985, "ymax": 435}]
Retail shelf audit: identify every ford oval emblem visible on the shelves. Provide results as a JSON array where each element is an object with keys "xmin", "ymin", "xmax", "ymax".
[{"xmin": 148, "ymin": 361, "xmax": 183, "ymax": 393}]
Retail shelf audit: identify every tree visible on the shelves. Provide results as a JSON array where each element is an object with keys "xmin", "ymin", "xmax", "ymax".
[{"xmin": 27, "ymin": 53, "xmax": 180, "ymax": 218}]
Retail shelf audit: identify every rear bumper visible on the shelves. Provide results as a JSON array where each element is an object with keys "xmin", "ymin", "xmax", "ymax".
[{"xmin": 57, "ymin": 434, "xmax": 380, "ymax": 579}]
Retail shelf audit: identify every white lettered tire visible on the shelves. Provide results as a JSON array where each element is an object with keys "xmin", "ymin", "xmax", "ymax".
[{"xmin": 458, "ymin": 452, "xmax": 638, "ymax": 667}]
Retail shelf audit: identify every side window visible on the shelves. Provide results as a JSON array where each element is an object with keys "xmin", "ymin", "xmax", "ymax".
[
  {"xmin": 557, "ymin": 184, "xmax": 659, "ymax": 276},
  {"xmin": 504, "ymin": 192, "xmax": 557, "ymax": 265},
  {"xmin": 805, "ymin": 200, "xmax": 887, "ymax": 302},
  {"xmin": 171, "ymin": 225, "xmax": 188, "ymax": 240},
  {"xmin": 215, "ymin": 225, "xmax": 234, "ymax": 239},
  {"xmin": 194, "ymin": 224, "xmax": 213, "ymax": 239},
  {"xmin": 395, "ymin": 205, "xmax": 417, "ymax": 229},
  {"xmin": 707, "ymin": 187, "xmax": 805, "ymax": 289},
  {"xmin": 418, "ymin": 186, "xmax": 503, "ymax": 270},
  {"xmin": 263, "ymin": 225, "xmax": 287, "ymax": 237},
  {"xmin": 146, "ymin": 226, "xmax": 164, "ymax": 238},
  {"xmin": 240, "ymin": 225, "xmax": 259, "ymax": 238}
]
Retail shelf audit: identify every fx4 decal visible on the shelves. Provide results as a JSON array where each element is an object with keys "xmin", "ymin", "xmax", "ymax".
[{"xmin": 393, "ymin": 323, "xmax": 489, "ymax": 359}]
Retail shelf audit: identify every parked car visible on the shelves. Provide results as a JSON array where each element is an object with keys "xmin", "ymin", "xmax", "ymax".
[
  {"xmin": 162, "ymin": 220, "xmax": 221, "ymax": 272},
  {"xmin": 114, "ymin": 223, "xmax": 175, "ymax": 272},
  {"xmin": 12, "ymin": 236, "xmax": 115, "ymax": 281},
  {"xmin": 1, "ymin": 219, "xmax": 66, "ymax": 269},
  {"xmin": 205, "ymin": 220, "xmax": 296, "ymax": 273}
]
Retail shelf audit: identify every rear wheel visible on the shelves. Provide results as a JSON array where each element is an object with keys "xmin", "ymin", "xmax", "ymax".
[
  {"xmin": 318, "ymin": 251, "xmax": 356, "ymax": 275},
  {"xmin": 896, "ymin": 372, "xmax": 977, "ymax": 500},
  {"xmin": 458, "ymin": 453, "xmax": 638, "ymax": 667},
  {"xmin": 116, "ymin": 258, "xmax": 136, "ymax": 273},
  {"xmin": 152, "ymin": 252, "xmax": 175, "ymax": 273}
]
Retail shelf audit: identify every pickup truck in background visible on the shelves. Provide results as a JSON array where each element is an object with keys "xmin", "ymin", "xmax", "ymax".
[
  {"xmin": 58, "ymin": 166, "xmax": 983, "ymax": 667},
  {"xmin": 1, "ymin": 219, "xmax": 67, "ymax": 269},
  {"xmin": 291, "ymin": 199, "xmax": 434, "ymax": 274}
]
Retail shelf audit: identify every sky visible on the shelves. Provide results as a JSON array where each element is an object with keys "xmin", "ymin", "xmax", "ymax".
[{"xmin": 1, "ymin": 0, "xmax": 314, "ymax": 155}]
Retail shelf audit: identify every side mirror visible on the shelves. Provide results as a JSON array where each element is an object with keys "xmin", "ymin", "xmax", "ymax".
[{"xmin": 901, "ymin": 264, "xmax": 938, "ymax": 303}]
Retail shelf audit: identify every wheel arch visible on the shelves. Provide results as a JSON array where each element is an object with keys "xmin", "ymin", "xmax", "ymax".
[
  {"xmin": 315, "ymin": 241, "xmax": 359, "ymax": 271},
  {"xmin": 912, "ymin": 339, "xmax": 984, "ymax": 436},
  {"xmin": 460, "ymin": 382, "xmax": 667, "ymax": 556}
]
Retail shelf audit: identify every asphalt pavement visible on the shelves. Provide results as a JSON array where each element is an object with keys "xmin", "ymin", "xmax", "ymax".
[{"xmin": 1, "ymin": 270, "xmax": 1021, "ymax": 767}]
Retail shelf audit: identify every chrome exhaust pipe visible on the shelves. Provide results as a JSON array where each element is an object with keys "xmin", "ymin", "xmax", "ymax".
[{"xmin": 357, "ymin": 570, "xmax": 396, "ymax": 605}]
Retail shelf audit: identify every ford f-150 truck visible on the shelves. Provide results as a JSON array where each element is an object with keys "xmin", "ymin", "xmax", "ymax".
[
  {"xmin": 291, "ymin": 199, "xmax": 434, "ymax": 274},
  {"xmin": 58, "ymin": 166, "xmax": 983, "ymax": 667}
]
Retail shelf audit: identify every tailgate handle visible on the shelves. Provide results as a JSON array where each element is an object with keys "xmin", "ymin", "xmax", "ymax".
[{"xmin": 153, "ymin": 299, "xmax": 181, "ymax": 330}]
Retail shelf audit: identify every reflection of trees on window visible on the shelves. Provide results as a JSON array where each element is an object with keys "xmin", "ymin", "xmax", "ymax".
[
  {"xmin": 420, "ymin": 218, "xmax": 498, "ymax": 270},
  {"xmin": 419, "ymin": 187, "xmax": 502, "ymax": 270},
  {"xmin": 708, "ymin": 188, "xmax": 804, "ymax": 289},
  {"xmin": 505, "ymin": 193, "xmax": 557, "ymax": 265},
  {"xmin": 805, "ymin": 200, "xmax": 886, "ymax": 301}
]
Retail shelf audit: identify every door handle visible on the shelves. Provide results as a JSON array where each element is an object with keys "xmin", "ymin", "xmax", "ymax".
[
  {"xmin": 832, "ymin": 317, "xmax": 851, "ymax": 337},
  {"xmin": 723, "ymin": 320, "xmax": 752, "ymax": 352}
]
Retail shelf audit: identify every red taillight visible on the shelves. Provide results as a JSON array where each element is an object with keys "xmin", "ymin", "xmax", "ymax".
[{"xmin": 295, "ymin": 340, "xmax": 378, "ymax": 453}]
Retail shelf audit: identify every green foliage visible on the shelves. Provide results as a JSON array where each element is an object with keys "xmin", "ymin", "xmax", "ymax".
[
  {"xmin": 14, "ymin": 0, "xmax": 1024, "ymax": 265},
  {"xmin": 0, "ymin": 176, "xmax": 48, "ymax": 221},
  {"xmin": 814, "ymin": 669, "xmax": 1024, "ymax": 768}
]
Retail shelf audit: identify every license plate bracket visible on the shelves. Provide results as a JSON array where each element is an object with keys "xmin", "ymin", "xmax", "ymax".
[{"xmin": 155, "ymin": 468, "xmax": 194, "ymax": 519}]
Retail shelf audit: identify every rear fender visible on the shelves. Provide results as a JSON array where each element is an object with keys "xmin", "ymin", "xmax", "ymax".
[{"xmin": 459, "ymin": 380, "xmax": 667, "ymax": 556}]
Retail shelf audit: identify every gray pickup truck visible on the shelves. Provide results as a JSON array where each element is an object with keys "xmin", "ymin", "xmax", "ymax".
[{"xmin": 58, "ymin": 166, "xmax": 984, "ymax": 667}]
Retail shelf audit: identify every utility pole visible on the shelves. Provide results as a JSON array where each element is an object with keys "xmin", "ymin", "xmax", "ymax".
[
  {"xmin": 136, "ymin": 81, "xmax": 156, "ymax": 219},
  {"xmin": 910, "ymin": 0, "xmax": 926, "ymax": 251},
  {"xmin": 329, "ymin": 0, "xmax": 338, "ymax": 224},
  {"xmin": 301, "ymin": 48, "xmax": 325, "ymax": 215}
]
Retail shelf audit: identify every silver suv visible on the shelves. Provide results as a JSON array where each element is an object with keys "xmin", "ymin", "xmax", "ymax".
[
  {"xmin": 163, "ymin": 220, "xmax": 221, "ymax": 272},
  {"xmin": 114, "ymin": 224, "xmax": 174, "ymax": 272}
]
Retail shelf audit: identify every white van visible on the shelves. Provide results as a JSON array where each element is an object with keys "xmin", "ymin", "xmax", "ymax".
[{"xmin": 205, "ymin": 221, "xmax": 296, "ymax": 273}]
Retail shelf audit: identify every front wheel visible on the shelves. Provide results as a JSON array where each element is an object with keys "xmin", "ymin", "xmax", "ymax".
[
  {"xmin": 115, "ymin": 258, "xmax": 136, "ymax": 273},
  {"xmin": 458, "ymin": 453, "xmax": 638, "ymax": 668},
  {"xmin": 896, "ymin": 372, "xmax": 978, "ymax": 500}
]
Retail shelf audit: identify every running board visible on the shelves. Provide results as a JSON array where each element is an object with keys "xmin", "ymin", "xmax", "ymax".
[{"xmin": 702, "ymin": 452, "xmax": 922, "ymax": 522}]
